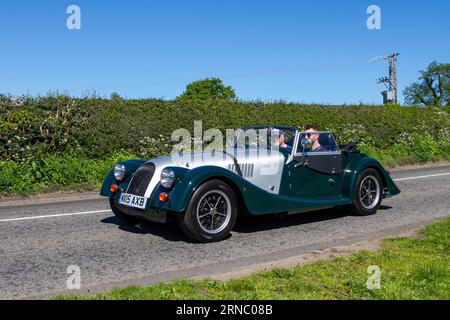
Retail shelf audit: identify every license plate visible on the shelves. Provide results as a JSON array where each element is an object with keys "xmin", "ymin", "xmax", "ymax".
[{"xmin": 119, "ymin": 193, "xmax": 147, "ymax": 210}]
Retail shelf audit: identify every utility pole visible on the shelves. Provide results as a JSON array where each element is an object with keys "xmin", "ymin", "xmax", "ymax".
[{"xmin": 369, "ymin": 52, "xmax": 399, "ymax": 104}]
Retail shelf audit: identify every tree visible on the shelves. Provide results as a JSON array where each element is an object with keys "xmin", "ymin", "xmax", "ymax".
[
  {"xmin": 403, "ymin": 61, "xmax": 450, "ymax": 107},
  {"xmin": 110, "ymin": 92, "xmax": 123, "ymax": 100},
  {"xmin": 177, "ymin": 78, "xmax": 236, "ymax": 102}
]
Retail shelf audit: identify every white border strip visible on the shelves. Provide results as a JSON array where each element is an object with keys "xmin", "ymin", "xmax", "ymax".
[
  {"xmin": 0, "ymin": 210, "xmax": 111, "ymax": 223},
  {"xmin": 394, "ymin": 172, "xmax": 450, "ymax": 182}
]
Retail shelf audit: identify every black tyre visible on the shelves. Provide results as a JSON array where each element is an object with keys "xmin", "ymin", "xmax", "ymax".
[
  {"xmin": 348, "ymin": 168, "xmax": 383, "ymax": 216},
  {"xmin": 109, "ymin": 198, "xmax": 141, "ymax": 225},
  {"xmin": 178, "ymin": 180, "xmax": 238, "ymax": 243}
]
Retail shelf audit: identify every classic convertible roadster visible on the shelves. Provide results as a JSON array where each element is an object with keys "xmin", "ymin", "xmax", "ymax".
[{"xmin": 101, "ymin": 126, "xmax": 400, "ymax": 242}]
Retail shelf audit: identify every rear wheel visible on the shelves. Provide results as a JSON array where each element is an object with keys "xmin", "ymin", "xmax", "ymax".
[
  {"xmin": 348, "ymin": 168, "xmax": 383, "ymax": 216},
  {"xmin": 109, "ymin": 198, "xmax": 141, "ymax": 225},
  {"xmin": 179, "ymin": 180, "xmax": 238, "ymax": 243}
]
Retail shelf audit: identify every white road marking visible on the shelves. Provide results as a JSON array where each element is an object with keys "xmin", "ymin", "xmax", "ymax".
[
  {"xmin": 0, "ymin": 210, "xmax": 111, "ymax": 223},
  {"xmin": 394, "ymin": 172, "xmax": 450, "ymax": 182},
  {"xmin": 0, "ymin": 172, "xmax": 449, "ymax": 223}
]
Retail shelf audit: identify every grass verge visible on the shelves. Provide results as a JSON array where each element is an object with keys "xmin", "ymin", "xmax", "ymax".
[{"xmin": 56, "ymin": 217, "xmax": 450, "ymax": 300}]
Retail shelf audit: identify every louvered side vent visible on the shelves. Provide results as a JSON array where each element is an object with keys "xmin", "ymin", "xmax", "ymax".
[
  {"xmin": 127, "ymin": 163, "xmax": 155, "ymax": 196},
  {"xmin": 228, "ymin": 163, "xmax": 254, "ymax": 178}
]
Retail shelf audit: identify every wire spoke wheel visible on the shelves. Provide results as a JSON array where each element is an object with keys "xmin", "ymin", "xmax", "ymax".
[
  {"xmin": 196, "ymin": 190, "xmax": 231, "ymax": 235},
  {"xmin": 180, "ymin": 179, "xmax": 238, "ymax": 243},
  {"xmin": 359, "ymin": 175, "xmax": 381, "ymax": 210}
]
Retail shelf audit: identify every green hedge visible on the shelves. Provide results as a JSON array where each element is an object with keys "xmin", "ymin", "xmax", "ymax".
[
  {"xmin": 0, "ymin": 94, "xmax": 449, "ymax": 195},
  {"xmin": 0, "ymin": 151, "xmax": 136, "ymax": 195}
]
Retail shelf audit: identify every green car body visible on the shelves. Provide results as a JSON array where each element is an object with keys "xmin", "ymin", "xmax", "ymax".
[
  {"xmin": 101, "ymin": 149, "xmax": 400, "ymax": 216},
  {"xmin": 101, "ymin": 127, "xmax": 400, "ymax": 243}
]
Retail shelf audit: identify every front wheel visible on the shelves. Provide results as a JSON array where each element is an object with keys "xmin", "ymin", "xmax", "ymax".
[
  {"xmin": 348, "ymin": 168, "xmax": 383, "ymax": 216},
  {"xmin": 178, "ymin": 180, "xmax": 238, "ymax": 243}
]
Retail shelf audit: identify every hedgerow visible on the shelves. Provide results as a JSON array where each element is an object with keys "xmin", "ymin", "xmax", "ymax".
[{"xmin": 0, "ymin": 94, "xmax": 449, "ymax": 195}]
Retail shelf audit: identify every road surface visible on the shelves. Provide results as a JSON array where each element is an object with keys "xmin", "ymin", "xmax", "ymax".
[{"xmin": 0, "ymin": 165, "xmax": 449, "ymax": 299}]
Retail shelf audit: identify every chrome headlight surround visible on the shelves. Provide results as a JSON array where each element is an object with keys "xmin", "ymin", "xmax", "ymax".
[
  {"xmin": 161, "ymin": 168, "xmax": 176, "ymax": 189},
  {"xmin": 114, "ymin": 163, "xmax": 126, "ymax": 181}
]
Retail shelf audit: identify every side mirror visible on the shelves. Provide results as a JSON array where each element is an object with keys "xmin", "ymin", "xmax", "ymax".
[
  {"xmin": 294, "ymin": 137, "xmax": 312, "ymax": 168},
  {"xmin": 301, "ymin": 137, "xmax": 312, "ymax": 150}
]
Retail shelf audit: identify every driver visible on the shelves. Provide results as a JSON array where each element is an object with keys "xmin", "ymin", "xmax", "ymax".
[
  {"xmin": 271, "ymin": 128, "xmax": 293, "ymax": 153},
  {"xmin": 304, "ymin": 124, "xmax": 326, "ymax": 152}
]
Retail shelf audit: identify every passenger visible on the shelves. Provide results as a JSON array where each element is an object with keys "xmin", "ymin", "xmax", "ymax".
[
  {"xmin": 271, "ymin": 129, "xmax": 293, "ymax": 153},
  {"xmin": 304, "ymin": 124, "xmax": 326, "ymax": 152}
]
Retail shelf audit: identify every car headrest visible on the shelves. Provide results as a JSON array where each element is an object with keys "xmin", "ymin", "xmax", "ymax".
[
  {"xmin": 318, "ymin": 133, "xmax": 334, "ymax": 145},
  {"xmin": 318, "ymin": 133, "xmax": 338, "ymax": 151}
]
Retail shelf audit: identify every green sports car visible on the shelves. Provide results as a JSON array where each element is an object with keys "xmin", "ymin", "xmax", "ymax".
[{"xmin": 100, "ymin": 126, "xmax": 400, "ymax": 243}]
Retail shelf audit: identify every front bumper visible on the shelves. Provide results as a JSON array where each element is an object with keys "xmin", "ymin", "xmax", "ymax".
[{"xmin": 113, "ymin": 199, "xmax": 168, "ymax": 224}]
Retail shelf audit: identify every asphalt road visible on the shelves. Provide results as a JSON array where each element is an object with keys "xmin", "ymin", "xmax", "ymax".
[{"xmin": 1, "ymin": 165, "xmax": 449, "ymax": 299}]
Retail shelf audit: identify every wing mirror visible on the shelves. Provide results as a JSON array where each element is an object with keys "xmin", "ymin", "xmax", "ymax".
[
  {"xmin": 295, "ymin": 137, "xmax": 312, "ymax": 168},
  {"xmin": 301, "ymin": 137, "xmax": 312, "ymax": 149}
]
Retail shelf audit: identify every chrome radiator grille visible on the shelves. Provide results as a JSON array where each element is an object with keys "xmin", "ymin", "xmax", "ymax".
[{"xmin": 127, "ymin": 163, "xmax": 155, "ymax": 196}]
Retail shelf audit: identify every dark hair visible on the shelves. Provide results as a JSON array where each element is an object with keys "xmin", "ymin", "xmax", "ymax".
[{"xmin": 305, "ymin": 124, "xmax": 319, "ymax": 131}]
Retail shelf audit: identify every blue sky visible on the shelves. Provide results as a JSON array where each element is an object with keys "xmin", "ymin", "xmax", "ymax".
[{"xmin": 0, "ymin": 0, "xmax": 449, "ymax": 104}]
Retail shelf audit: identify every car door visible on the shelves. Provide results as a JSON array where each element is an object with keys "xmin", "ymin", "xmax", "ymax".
[{"xmin": 286, "ymin": 132, "xmax": 342, "ymax": 198}]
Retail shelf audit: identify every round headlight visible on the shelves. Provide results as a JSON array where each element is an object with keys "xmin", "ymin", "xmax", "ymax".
[
  {"xmin": 161, "ymin": 168, "xmax": 176, "ymax": 189},
  {"xmin": 114, "ymin": 163, "xmax": 126, "ymax": 181}
]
